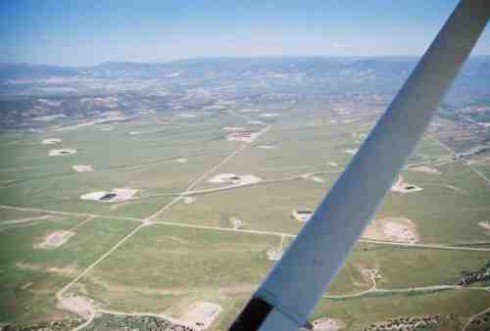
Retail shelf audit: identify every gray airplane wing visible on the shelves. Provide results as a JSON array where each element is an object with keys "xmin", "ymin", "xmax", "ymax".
[{"xmin": 230, "ymin": 0, "xmax": 489, "ymax": 330}]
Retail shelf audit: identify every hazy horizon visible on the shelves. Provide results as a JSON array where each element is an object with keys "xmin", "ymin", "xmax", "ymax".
[
  {"xmin": 1, "ymin": 54, "xmax": 488, "ymax": 69},
  {"xmin": 1, "ymin": 0, "xmax": 489, "ymax": 66}
]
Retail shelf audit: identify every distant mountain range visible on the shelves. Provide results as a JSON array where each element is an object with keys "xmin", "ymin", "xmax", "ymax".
[
  {"xmin": 0, "ymin": 56, "xmax": 488, "ymax": 131},
  {"xmin": 2, "ymin": 56, "xmax": 488, "ymax": 81}
]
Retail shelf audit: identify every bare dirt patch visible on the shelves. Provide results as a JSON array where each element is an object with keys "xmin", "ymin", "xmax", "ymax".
[
  {"xmin": 302, "ymin": 174, "xmax": 326, "ymax": 183},
  {"xmin": 266, "ymin": 247, "xmax": 283, "ymax": 261},
  {"xmin": 81, "ymin": 188, "xmax": 138, "ymax": 203},
  {"xmin": 223, "ymin": 126, "xmax": 245, "ymax": 132},
  {"xmin": 72, "ymin": 165, "xmax": 93, "ymax": 172},
  {"xmin": 479, "ymin": 221, "xmax": 490, "ymax": 232},
  {"xmin": 352, "ymin": 132, "xmax": 367, "ymax": 140},
  {"xmin": 57, "ymin": 295, "xmax": 94, "ymax": 320},
  {"xmin": 391, "ymin": 176, "xmax": 423, "ymax": 193},
  {"xmin": 34, "ymin": 230, "xmax": 75, "ymax": 249},
  {"xmin": 359, "ymin": 267, "xmax": 382, "ymax": 285},
  {"xmin": 259, "ymin": 112, "xmax": 279, "ymax": 118},
  {"xmin": 41, "ymin": 138, "xmax": 62, "ymax": 145},
  {"xmin": 183, "ymin": 196, "xmax": 196, "ymax": 204},
  {"xmin": 255, "ymin": 144, "xmax": 278, "ymax": 150},
  {"xmin": 208, "ymin": 173, "xmax": 261, "ymax": 185},
  {"xmin": 410, "ymin": 166, "xmax": 441, "ymax": 175},
  {"xmin": 291, "ymin": 209, "xmax": 313, "ymax": 223},
  {"xmin": 467, "ymin": 155, "xmax": 490, "ymax": 166},
  {"xmin": 226, "ymin": 132, "xmax": 260, "ymax": 143},
  {"xmin": 178, "ymin": 301, "xmax": 222, "ymax": 330},
  {"xmin": 267, "ymin": 235, "xmax": 287, "ymax": 261},
  {"xmin": 178, "ymin": 112, "xmax": 197, "ymax": 119},
  {"xmin": 98, "ymin": 125, "xmax": 113, "ymax": 131},
  {"xmin": 47, "ymin": 265, "xmax": 80, "ymax": 277},
  {"xmin": 239, "ymin": 108, "xmax": 260, "ymax": 113},
  {"xmin": 363, "ymin": 217, "xmax": 419, "ymax": 243},
  {"xmin": 248, "ymin": 120, "xmax": 265, "ymax": 125},
  {"xmin": 444, "ymin": 184, "xmax": 466, "ymax": 194},
  {"xmin": 309, "ymin": 176, "xmax": 325, "ymax": 183},
  {"xmin": 229, "ymin": 216, "xmax": 243, "ymax": 230},
  {"xmin": 312, "ymin": 318, "xmax": 345, "ymax": 330},
  {"xmin": 49, "ymin": 148, "xmax": 77, "ymax": 156},
  {"xmin": 16, "ymin": 262, "xmax": 79, "ymax": 276},
  {"xmin": 16, "ymin": 262, "xmax": 43, "ymax": 272},
  {"xmin": 344, "ymin": 148, "xmax": 358, "ymax": 155}
]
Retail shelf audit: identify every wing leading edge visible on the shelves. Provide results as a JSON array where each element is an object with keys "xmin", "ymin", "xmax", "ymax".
[{"xmin": 230, "ymin": 0, "xmax": 489, "ymax": 330}]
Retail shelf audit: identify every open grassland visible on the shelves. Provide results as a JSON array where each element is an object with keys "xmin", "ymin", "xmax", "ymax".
[
  {"xmin": 377, "ymin": 162, "xmax": 490, "ymax": 244},
  {"xmin": 0, "ymin": 208, "xmax": 46, "ymax": 223},
  {"xmin": 1, "ymin": 109, "xmax": 489, "ymax": 330},
  {"xmin": 315, "ymin": 289, "xmax": 490, "ymax": 330},
  {"xmin": 157, "ymin": 180, "xmax": 328, "ymax": 233},
  {"xmin": 345, "ymin": 244, "xmax": 490, "ymax": 289},
  {"xmin": 193, "ymin": 123, "xmax": 355, "ymax": 186},
  {"xmin": 0, "ymin": 115, "xmax": 241, "ymax": 218},
  {"xmin": 0, "ymin": 212, "xmax": 137, "ymax": 324},
  {"xmin": 77, "ymin": 224, "xmax": 277, "ymax": 321}
]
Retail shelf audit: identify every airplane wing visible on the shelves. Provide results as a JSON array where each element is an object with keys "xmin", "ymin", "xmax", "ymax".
[{"xmin": 230, "ymin": 0, "xmax": 489, "ymax": 330}]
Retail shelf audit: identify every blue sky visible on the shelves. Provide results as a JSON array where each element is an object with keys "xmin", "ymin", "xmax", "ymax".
[{"xmin": 1, "ymin": 0, "xmax": 489, "ymax": 66}]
